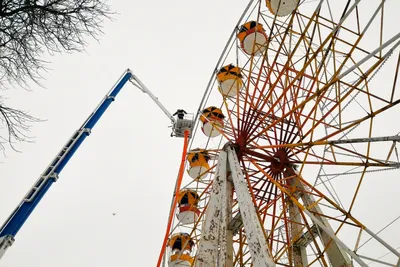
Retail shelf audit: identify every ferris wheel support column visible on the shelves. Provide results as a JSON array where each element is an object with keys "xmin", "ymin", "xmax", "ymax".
[
  {"xmin": 218, "ymin": 164, "xmax": 234, "ymax": 267},
  {"xmin": 284, "ymin": 168, "xmax": 352, "ymax": 267},
  {"xmin": 226, "ymin": 144, "xmax": 276, "ymax": 267},
  {"xmin": 286, "ymin": 196, "xmax": 308, "ymax": 266},
  {"xmin": 195, "ymin": 150, "xmax": 229, "ymax": 266}
]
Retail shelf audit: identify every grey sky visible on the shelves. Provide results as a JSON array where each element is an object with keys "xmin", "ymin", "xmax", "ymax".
[{"xmin": 1, "ymin": 0, "xmax": 400, "ymax": 266}]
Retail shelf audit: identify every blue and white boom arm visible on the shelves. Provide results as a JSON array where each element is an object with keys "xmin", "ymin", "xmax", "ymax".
[{"xmin": 0, "ymin": 69, "xmax": 172, "ymax": 260}]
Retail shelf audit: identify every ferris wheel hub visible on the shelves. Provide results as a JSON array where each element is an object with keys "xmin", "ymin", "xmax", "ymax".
[{"xmin": 270, "ymin": 148, "xmax": 288, "ymax": 175}]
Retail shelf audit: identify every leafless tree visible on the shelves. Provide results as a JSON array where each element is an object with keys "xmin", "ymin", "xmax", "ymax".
[{"xmin": 0, "ymin": 0, "xmax": 112, "ymax": 151}]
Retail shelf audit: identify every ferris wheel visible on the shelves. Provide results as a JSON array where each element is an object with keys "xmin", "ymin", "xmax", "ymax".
[{"xmin": 157, "ymin": 0, "xmax": 400, "ymax": 266}]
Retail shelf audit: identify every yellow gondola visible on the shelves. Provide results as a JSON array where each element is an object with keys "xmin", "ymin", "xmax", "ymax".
[
  {"xmin": 169, "ymin": 254, "xmax": 194, "ymax": 267},
  {"xmin": 187, "ymin": 149, "xmax": 210, "ymax": 179},
  {"xmin": 237, "ymin": 21, "xmax": 268, "ymax": 55},
  {"xmin": 176, "ymin": 189, "xmax": 200, "ymax": 224},
  {"xmin": 216, "ymin": 64, "xmax": 243, "ymax": 97},
  {"xmin": 200, "ymin": 106, "xmax": 225, "ymax": 137},
  {"xmin": 168, "ymin": 233, "xmax": 195, "ymax": 251},
  {"xmin": 168, "ymin": 233, "xmax": 195, "ymax": 267}
]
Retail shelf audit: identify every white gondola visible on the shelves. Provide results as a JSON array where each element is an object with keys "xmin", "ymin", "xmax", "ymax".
[{"xmin": 266, "ymin": 0, "xmax": 299, "ymax": 17}]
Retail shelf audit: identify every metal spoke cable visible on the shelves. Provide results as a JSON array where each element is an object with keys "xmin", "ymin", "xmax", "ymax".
[
  {"xmin": 358, "ymin": 215, "xmax": 400, "ymax": 250},
  {"xmin": 317, "ymin": 167, "xmax": 399, "ymax": 182},
  {"xmin": 366, "ymin": 246, "xmax": 400, "ymax": 266}
]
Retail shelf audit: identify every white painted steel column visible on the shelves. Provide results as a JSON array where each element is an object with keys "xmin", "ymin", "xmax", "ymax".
[
  {"xmin": 284, "ymin": 169, "xmax": 353, "ymax": 267},
  {"xmin": 226, "ymin": 145, "xmax": 276, "ymax": 267},
  {"xmin": 195, "ymin": 151, "xmax": 228, "ymax": 267},
  {"xmin": 303, "ymin": 209, "xmax": 368, "ymax": 267},
  {"xmin": 287, "ymin": 197, "xmax": 308, "ymax": 266},
  {"xmin": 218, "ymin": 171, "xmax": 233, "ymax": 267}
]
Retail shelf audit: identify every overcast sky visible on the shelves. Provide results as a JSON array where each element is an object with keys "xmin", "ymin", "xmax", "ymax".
[{"xmin": 1, "ymin": 0, "xmax": 400, "ymax": 266}]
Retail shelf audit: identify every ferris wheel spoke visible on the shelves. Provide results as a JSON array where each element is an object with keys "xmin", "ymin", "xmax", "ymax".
[
  {"xmin": 320, "ymin": 99, "xmax": 400, "ymax": 143},
  {"xmin": 256, "ymin": 62, "xmax": 371, "ymax": 147},
  {"xmin": 247, "ymin": 16, "xmax": 400, "ymax": 147},
  {"xmin": 250, "ymin": 134, "xmax": 400, "ymax": 157},
  {"xmin": 223, "ymin": 99, "xmax": 239, "ymax": 140},
  {"xmin": 285, "ymin": 169, "xmax": 366, "ymax": 224},
  {"xmin": 390, "ymin": 51, "xmax": 400, "ymax": 103},
  {"xmin": 291, "ymin": 160, "xmax": 398, "ymax": 168},
  {"xmin": 242, "ymin": 12, "xmax": 306, "ymax": 136},
  {"xmin": 245, "ymin": 24, "xmax": 339, "ymax": 141}
]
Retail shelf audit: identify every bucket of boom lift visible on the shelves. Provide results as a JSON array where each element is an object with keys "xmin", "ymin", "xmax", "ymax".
[{"xmin": 172, "ymin": 113, "xmax": 194, "ymax": 138}]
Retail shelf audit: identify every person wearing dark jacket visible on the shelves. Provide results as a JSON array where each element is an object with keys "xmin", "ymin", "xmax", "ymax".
[{"xmin": 173, "ymin": 109, "xmax": 187, "ymax": 120}]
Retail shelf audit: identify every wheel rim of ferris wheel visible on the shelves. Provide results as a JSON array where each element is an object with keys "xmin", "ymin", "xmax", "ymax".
[{"xmin": 161, "ymin": 1, "xmax": 399, "ymax": 266}]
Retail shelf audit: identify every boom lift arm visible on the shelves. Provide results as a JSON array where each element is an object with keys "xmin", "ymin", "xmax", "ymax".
[
  {"xmin": 130, "ymin": 74, "xmax": 193, "ymax": 137},
  {"xmin": 130, "ymin": 74, "xmax": 176, "ymax": 124},
  {"xmin": 0, "ymin": 69, "xmax": 188, "ymax": 260}
]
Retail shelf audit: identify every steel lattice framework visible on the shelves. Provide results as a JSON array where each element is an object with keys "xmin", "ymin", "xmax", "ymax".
[{"xmin": 159, "ymin": 0, "xmax": 400, "ymax": 266}]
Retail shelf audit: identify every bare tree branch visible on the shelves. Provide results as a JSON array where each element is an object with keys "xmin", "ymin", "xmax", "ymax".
[
  {"xmin": 0, "ymin": 97, "xmax": 41, "ymax": 152},
  {"xmin": 0, "ymin": 0, "xmax": 113, "ymax": 151}
]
